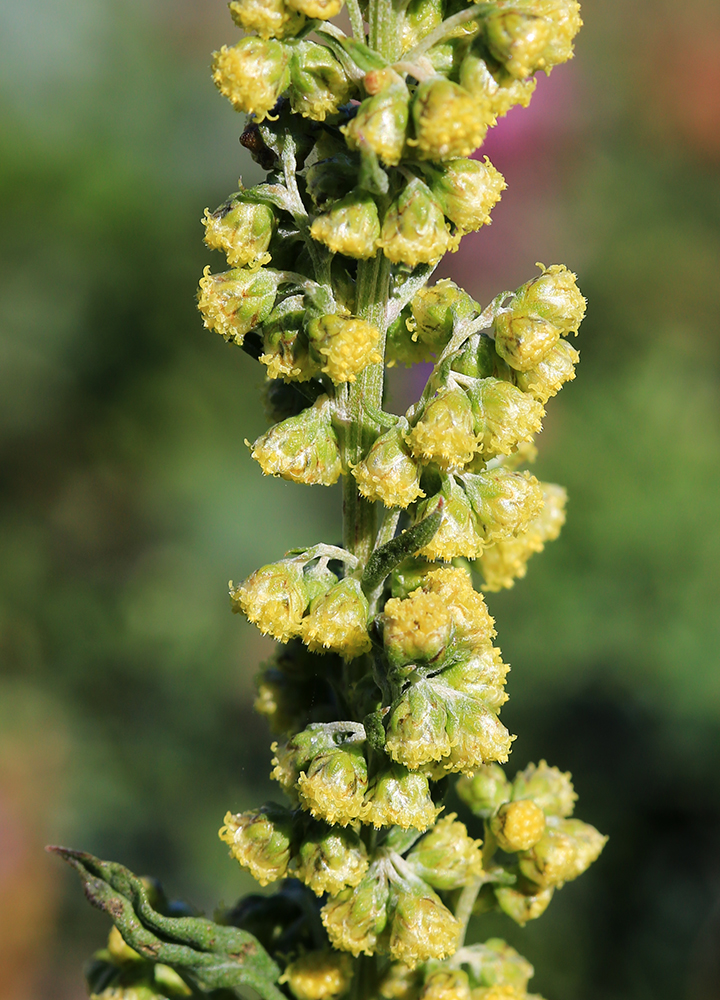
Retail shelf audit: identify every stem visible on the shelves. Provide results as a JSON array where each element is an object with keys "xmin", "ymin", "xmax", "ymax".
[
  {"xmin": 342, "ymin": 255, "xmax": 391, "ymax": 563},
  {"xmin": 454, "ymin": 875, "xmax": 483, "ymax": 947}
]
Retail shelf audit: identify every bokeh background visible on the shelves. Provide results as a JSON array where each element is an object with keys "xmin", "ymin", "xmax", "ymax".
[{"xmin": 1, "ymin": 0, "xmax": 720, "ymax": 997}]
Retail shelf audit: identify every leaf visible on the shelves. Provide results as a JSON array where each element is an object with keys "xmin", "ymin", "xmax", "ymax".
[
  {"xmin": 362, "ymin": 503, "xmax": 443, "ymax": 594},
  {"xmin": 48, "ymin": 847, "xmax": 286, "ymax": 1000}
]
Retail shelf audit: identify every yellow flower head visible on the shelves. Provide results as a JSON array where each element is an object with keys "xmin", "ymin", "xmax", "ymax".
[
  {"xmin": 406, "ymin": 814, "xmax": 484, "ymax": 890},
  {"xmin": 379, "ymin": 962, "xmax": 423, "ymax": 1000},
  {"xmin": 421, "ymin": 970, "xmax": 472, "ymax": 1000},
  {"xmin": 514, "ymin": 339, "xmax": 579, "ymax": 403},
  {"xmin": 310, "ymin": 192, "xmax": 381, "ymax": 260},
  {"xmin": 467, "ymin": 378, "xmax": 545, "ymax": 460},
  {"xmin": 422, "ymin": 567, "xmax": 496, "ymax": 648},
  {"xmin": 411, "ymin": 78, "xmax": 494, "ymax": 160},
  {"xmin": 491, "ymin": 799, "xmax": 547, "ymax": 852},
  {"xmin": 280, "ymin": 952, "xmax": 354, "ymax": 1000},
  {"xmin": 511, "ymin": 758, "xmax": 577, "ymax": 817},
  {"xmin": 289, "ymin": 41, "xmax": 353, "ymax": 121},
  {"xmin": 462, "ymin": 469, "xmax": 545, "ymax": 546},
  {"xmin": 459, "ymin": 53, "xmax": 536, "ymax": 118},
  {"xmin": 287, "ymin": 0, "xmax": 344, "ymax": 19},
  {"xmin": 230, "ymin": 558, "xmax": 309, "ymax": 642},
  {"xmin": 229, "ymin": 0, "xmax": 306, "ymax": 39},
  {"xmin": 429, "ymin": 157, "xmax": 506, "ymax": 234},
  {"xmin": 202, "ymin": 194, "xmax": 274, "ymax": 268},
  {"xmin": 388, "ymin": 888, "xmax": 460, "ymax": 967},
  {"xmin": 354, "ymin": 424, "xmax": 425, "ymax": 509},
  {"xmin": 300, "ymin": 577, "xmax": 371, "ymax": 658},
  {"xmin": 212, "ymin": 38, "xmax": 290, "ymax": 120},
  {"xmin": 417, "ymin": 480, "xmax": 485, "ymax": 562},
  {"xmin": 297, "ymin": 743, "xmax": 369, "ymax": 826},
  {"xmin": 383, "ymin": 589, "xmax": 453, "ymax": 667},
  {"xmin": 342, "ymin": 74, "xmax": 410, "ymax": 167},
  {"xmin": 197, "ymin": 266, "xmax": 277, "ymax": 347},
  {"xmin": 362, "ymin": 764, "xmax": 441, "ymax": 830},
  {"xmin": 219, "ymin": 805, "xmax": 293, "ymax": 885},
  {"xmin": 308, "ymin": 314, "xmax": 382, "ymax": 384},
  {"xmin": 407, "ymin": 388, "xmax": 477, "ymax": 471},
  {"xmin": 291, "ymin": 825, "xmax": 369, "ymax": 896},
  {"xmin": 518, "ymin": 817, "xmax": 607, "ymax": 889},
  {"xmin": 250, "ymin": 395, "xmax": 343, "ymax": 486},
  {"xmin": 378, "ymin": 178, "xmax": 452, "ymax": 267},
  {"xmin": 494, "ymin": 884, "xmax": 555, "ymax": 927},
  {"xmin": 321, "ymin": 866, "xmax": 391, "ymax": 957}
]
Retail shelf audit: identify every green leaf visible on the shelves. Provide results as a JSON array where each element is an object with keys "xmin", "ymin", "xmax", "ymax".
[
  {"xmin": 48, "ymin": 847, "xmax": 285, "ymax": 1000},
  {"xmin": 362, "ymin": 503, "xmax": 443, "ymax": 594}
]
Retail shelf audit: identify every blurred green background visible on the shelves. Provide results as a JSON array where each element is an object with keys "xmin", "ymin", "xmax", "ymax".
[{"xmin": 1, "ymin": 0, "xmax": 719, "ymax": 998}]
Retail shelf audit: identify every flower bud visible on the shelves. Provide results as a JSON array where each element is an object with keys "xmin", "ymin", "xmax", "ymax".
[
  {"xmin": 388, "ymin": 885, "xmax": 460, "ymax": 966},
  {"xmin": 290, "ymin": 42, "xmax": 353, "ymax": 121},
  {"xmin": 467, "ymin": 938, "xmax": 535, "ymax": 990},
  {"xmin": 287, "ymin": 0, "xmax": 344, "ymax": 18},
  {"xmin": 513, "ymin": 339, "xmax": 579, "ymax": 403},
  {"xmin": 219, "ymin": 804, "xmax": 294, "ymax": 885},
  {"xmin": 229, "ymin": 0, "xmax": 306, "ymax": 38},
  {"xmin": 518, "ymin": 817, "xmax": 607, "ymax": 889},
  {"xmin": 261, "ymin": 318, "xmax": 319, "ymax": 382},
  {"xmin": 474, "ymin": 482, "xmax": 566, "ymax": 591},
  {"xmin": 385, "ymin": 681, "xmax": 452, "ymax": 769},
  {"xmin": 203, "ymin": 193, "xmax": 274, "ymax": 268},
  {"xmin": 493, "ymin": 312, "xmax": 560, "ymax": 373},
  {"xmin": 212, "ymin": 38, "xmax": 290, "ymax": 120},
  {"xmin": 512, "ymin": 264, "xmax": 586, "ymax": 336},
  {"xmin": 354, "ymin": 423, "xmax": 425, "ymax": 509},
  {"xmin": 441, "ymin": 643, "xmax": 509, "ymax": 714},
  {"xmin": 450, "ymin": 334, "xmax": 512, "ymax": 381},
  {"xmin": 411, "ymin": 78, "xmax": 493, "ymax": 160},
  {"xmin": 250, "ymin": 395, "xmax": 343, "ymax": 486},
  {"xmin": 421, "ymin": 970, "xmax": 471, "ymax": 1000},
  {"xmin": 466, "ymin": 378, "xmax": 544, "ymax": 459},
  {"xmin": 406, "ymin": 814, "xmax": 484, "ymax": 890},
  {"xmin": 416, "ymin": 478, "xmax": 484, "ymax": 561},
  {"xmin": 310, "ymin": 191, "xmax": 381, "ymax": 260},
  {"xmin": 456, "ymin": 764, "xmax": 511, "ymax": 818},
  {"xmin": 427, "ymin": 157, "xmax": 506, "ymax": 234},
  {"xmin": 459, "ymin": 53, "xmax": 536, "ymax": 118},
  {"xmin": 408, "ymin": 388, "xmax": 477, "ymax": 471},
  {"xmin": 322, "ymin": 865, "xmax": 391, "ymax": 956},
  {"xmin": 307, "ymin": 314, "xmax": 382, "ymax": 383},
  {"xmin": 460, "ymin": 469, "xmax": 544, "ymax": 545},
  {"xmin": 511, "ymin": 759, "xmax": 576, "ymax": 818},
  {"xmin": 230, "ymin": 558, "xmax": 309, "ymax": 642},
  {"xmin": 441, "ymin": 689, "xmax": 514, "ymax": 774},
  {"xmin": 342, "ymin": 74, "xmax": 410, "ymax": 167},
  {"xmin": 484, "ymin": 12, "xmax": 551, "ymax": 79},
  {"xmin": 197, "ymin": 266, "xmax": 278, "ymax": 346},
  {"xmin": 362, "ymin": 763, "xmax": 441, "ymax": 831},
  {"xmin": 280, "ymin": 951, "xmax": 353, "ymax": 1000},
  {"xmin": 271, "ymin": 724, "xmax": 340, "ymax": 789},
  {"xmin": 422, "ymin": 566, "xmax": 495, "ymax": 649},
  {"xmin": 378, "ymin": 178, "xmax": 452, "ymax": 267},
  {"xmin": 491, "ymin": 800, "xmax": 546, "ymax": 853},
  {"xmin": 297, "ymin": 742, "xmax": 369, "ymax": 825},
  {"xmin": 494, "ymin": 884, "xmax": 554, "ymax": 926},
  {"xmin": 386, "ymin": 309, "xmax": 433, "ymax": 367},
  {"xmin": 411, "ymin": 279, "xmax": 479, "ymax": 354},
  {"xmin": 383, "ymin": 588, "xmax": 453, "ymax": 669},
  {"xmin": 379, "ymin": 962, "xmax": 423, "ymax": 1000},
  {"xmin": 301, "ymin": 577, "xmax": 371, "ymax": 658},
  {"xmin": 291, "ymin": 824, "xmax": 369, "ymax": 896}
]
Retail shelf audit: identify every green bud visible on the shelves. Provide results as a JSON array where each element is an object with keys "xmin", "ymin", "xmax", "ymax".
[
  {"xmin": 354, "ymin": 422, "xmax": 425, "ymax": 509},
  {"xmin": 493, "ymin": 311, "xmax": 560, "ymax": 373},
  {"xmin": 250, "ymin": 394, "xmax": 343, "ymax": 485},
  {"xmin": 301, "ymin": 577, "xmax": 371, "ymax": 658},
  {"xmin": 460, "ymin": 469, "xmax": 545, "ymax": 545},
  {"xmin": 512, "ymin": 263, "xmax": 587, "ymax": 336},
  {"xmin": 385, "ymin": 681, "xmax": 452, "ymax": 770},
  {"xmin": 459, "ymin": 51, "xmax": 537, "ymax": 119},
  {"xmin": 513, "ymin": 338, "xmax": 579, "ymax": 403},
  {"xmin": 271, "ymin": 724, "xmax": 340, "ymax": 789},
  {"xmin": 420, "ymin": 969, "xmax": 471, "ymax": 1000},
  {"xmin": 342, "ymin": 71, "xmax": 410, "ymax": 167},
  {"xmin": 280, "ymin": 951, "xmax": 354, "ymax": 1000},
  {"xmin": 310, "ymin": 190, "xmax": 381, "ymax": 259},
  {"xmin": 494, "ymin": 883, "xmax": 554, "ymax": 926},
  {"xmin": 230, "ymin": 557, "xmax": 309, "ymax": 642},
  {"xmin": 203, "ymin": 191, "xmax": 275, "ymax": 268},
  {"xmin": 460, "ymin": 937, "xmax": 535, "ymax": 990},
  {"xmin": 261, "ymin": 313, "xmax": 319, "ymax": 382},
  {"xmin": 212, "ymin": 37, "xmax": 290, "ymax": 120},
  {"xmin": 362, "ymin": 763, "xmax": 441, "ymax": 831},
  {"xmin": 466, "ymin": 377, "xmax": 545, "ymax": 459},
  {"xmin": 297, "ymin": 741, "xmax": 369, "ymax": 825},
  {"xmin": 411, "ymin": 279, "xmax": 479, "ymax": 354},
  {"xmin": 219, "ymin": 803, "xmax": 294, "ymax": 885},
  {"xmin": 416, "ymin": 476, "xmax": 485, "ymax": 561},
  {"xmin": 197, "ymin": 266, "xmax": 278, "ymax": 346},
  {"xmin": 390, "ymin": 557, "xmax": 435, "ymax": 599},
  {"xmin": 450, "ymin": 333, "xmax": 513, "ymax": 381},
  {"xmin": 441, "ymin": 686, "xmax": 514, "ymax": 774},
  {"xmin": 426, "ymin": 157, "xmax": 506, "ymax": 234},
  {"xmin": 321, "ymin": 862, "xmax": 391, "ymax": 956},
  {"xmin": 385, "ymin": 308, "xmax": 429, "ymax": 367},
  {"xmin": 291, "ymin": 823, "xmax": 369, "ymax": 896},
  {"xmin": 440, "ymin": 643, "xmax": 509, "ymax": 714},
  {"xmin": 511, "ymin": 759, "xmax": 577, "ymax": 817},
  {"xmin": 408, "ymin": 387, "xmax": 477, "ymax": 471},
  {"xmin": 411, "ymin": 78, "xmax": 493, "ymax": 160},
  {"xmin": 287, "ymin": 0, "xmax": 344, "ymax": 20},
  {"xmin": 484, "ymin": 12, "xmax": 552, "ymax": 79},
  {"xmin": 307, "ymin": 313, "xmax": 382, "ymax": 382},
  {"xmin": 405, "ymin": 813, "xmax": 484, "ymax": 890},
  {"xmin": 378, "ymin": 178, "xmax": 452, "ymax": 266},
  {"xmin": 456, "ymin": 763, "xmax": 511, "ymax": 817},
  {"xmin": 289, "ymin": 41, "xmax": 354, "ymax": 121},
  {"xmin": 387, "ymin": 876, "xmax": 460, "ymax": 966},
  {"xmin": 518, "ymin": 816, "xmax": 608, "ymax": 889},
  {"xmin": 229, "ymin": 0, "xmax": 306, "ymax": 39},
  {"xmin": 400, "ymin": 0, "xmax": 444, "ymax": 53}
]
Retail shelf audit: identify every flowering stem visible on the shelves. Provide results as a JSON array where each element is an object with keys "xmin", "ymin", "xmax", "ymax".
[{"xmin": 454, "ymin": 875, "xmax": 484, "ymax": 946}]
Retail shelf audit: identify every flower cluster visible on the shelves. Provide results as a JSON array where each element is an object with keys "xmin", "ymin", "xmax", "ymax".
[{"xmin": 196, "ymin": 0, "xmax": 603, "ymax": 997}]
